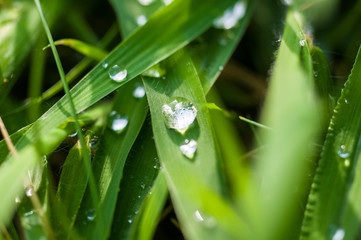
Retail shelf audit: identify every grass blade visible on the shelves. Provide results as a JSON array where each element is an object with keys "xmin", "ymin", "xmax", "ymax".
[{"xmin": 300, "ymin": 45, "xmax": 361, "ymax": 240}]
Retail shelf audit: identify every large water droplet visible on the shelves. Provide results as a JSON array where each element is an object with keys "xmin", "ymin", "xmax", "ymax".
[
  {"xmin": 180, "ymin": 139, "xmax": 198, "ymax": 159},
  {"xmin": 26, "ymin": 187, "xmax": 33, "ymax": 197},
  {"xmin": 162, "ymin": 97, "xmax": 197, "ymax": 134},
  {"xmin": 332, "ymin": 228, "xmax": 345, "ymax": 240},
  {"xmin": 86, "ymin": 209, "xmax": 96, "ymax": 221},
  {"xmin": 107, "ymin": 111, "xmax": 129, "ymax": 134},
  {"xmin": 338, "ymin": 145, "xmax": 350, "ymax": 159},
  {"xmin": 138, "ymin": 0, "xmax": 154, "ymax": 5},
  {"xmin": 133, "ymin": 85, "xmax": 146, "ymax": 98},
  {"xmin": 213, "ymin": 1, "xmax": 246, "ymax": 29},
  {"xmin": 109, "ymin": 65, "xmax": 127, "ymax": 82},
  {"xmin": 137, "ymin": 15, "xmax": 147, "ymax": 26}
]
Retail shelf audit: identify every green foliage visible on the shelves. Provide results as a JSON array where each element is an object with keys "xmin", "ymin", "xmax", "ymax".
[{"xmin": 1, "ymin": 0, "xmax": 361, "ymax": 239}]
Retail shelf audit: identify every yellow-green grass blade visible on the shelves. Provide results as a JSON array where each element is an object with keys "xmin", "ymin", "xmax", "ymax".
[
  {"xmin": 43, "ymin": 39, "xmax": 108, "ymax": 61},
  {"xmin": 300, "ymin": 45, "xmax": 361, "ymax": 240},
  {"xmin": 143, "ymin": 50, "xmax": 249, "ymax": 239},
  {"xmin": 254, "ymin": 10, "xmax": 319, "ymax": 239}
]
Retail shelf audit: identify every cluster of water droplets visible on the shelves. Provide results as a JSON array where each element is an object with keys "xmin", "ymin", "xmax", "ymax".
[
  {"xmin": 107, "ymin": 111, "xmax": 129, "ymax": 134},
  {"xmin": 213, "ymin": 1, "xmax": 246, "ymax": 29},
  {"xmin": 162, "ymin": 97, "xmax": 197, "ymax": 134},
  {"xmin": 180, "ymin": 139, "xmax": 198, "ymax": 159}
]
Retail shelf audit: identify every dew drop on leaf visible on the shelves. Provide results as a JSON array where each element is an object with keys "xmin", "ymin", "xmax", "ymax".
[
  {"xmin": 337, "ymin": 145, "xmax": 350, "ymax": 159},
  {"xmin": 107, "ymin": 111, "xmax": 129, "ymax": 134},
  {"xmin": 136, "ymin": 15, "xmax": 147, "ymax": 26},
  {"xmin": 86, "ymin": 209, "xmax": 96, "ymax": 221},
  {"xmin": 213, "ymin": 1, "xmax": 246, "ymax": 29},
  {"xmin": 332, "ymin": 228, "xmax": 345, "ymax": 240},
  {"xmin": 133, "ymin": 85, "xmax": 146, "ymax": 98},
  {"xmin": 109, "ymin": 65, "xmax": 127, "ymax": 82},
  {"xmin": 180, "ymin": 139, "xmax": 198, "ymax": 159},
  {"xmin": 162, "ymin": 97, "xmax": 197, "ymax": 134},
  {"xmin": 102, "ymin": 61, "xmax": 108, "ymax": 68},
  {"xmin": 26, "ymin": 187, "xmax": 33, "ymax": 197}
]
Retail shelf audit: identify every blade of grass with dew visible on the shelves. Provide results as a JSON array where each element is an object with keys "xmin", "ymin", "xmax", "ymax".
[
  {"xmin": 0, "ymin": 0, "xmax": 63, "ymax": 104},
  {"xmin": 73, "ymin": 79, "xmax": 148, "ymax": 240},
  {"xmin": 300, "ymin": 45, "xmax": 361, "ymax": 240},
  {"xmin": 43, "ymin": 39, "xmax": 107, "ymax": 61},
  {"xmin": 1, "ymin": 24, "xmax": 118, "ymax": 119},
  {"xmin": 11, "ymin": 0, "xmax": 238, "ymax": 150},
  {"xmin": 189, "ymin": 0, "xmax": 256, "ymax": 93},
  {"xmin": 143, "ymin": 49, "xmax": 249, "ymax": 239},
  {"xmin": 0, "ymin": 102, "xmax": 111, "ymax": 226},
  {"xmin": 128, "ymin": 172, "xmax": 168, "ymax": 240},
  {"xmin": 109, "ymin": 119, "xmax": 162, "ymax": 239},
  {"xmin": 254, "ymin": 10, "xmax": 319, "ymax": 240}
]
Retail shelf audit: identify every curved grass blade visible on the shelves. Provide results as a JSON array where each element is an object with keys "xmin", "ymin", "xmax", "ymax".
[
  {"xmin": 300, "ymin": 45, "xmax": 361, "ymax": 240},
  {"xmin": 254, "ymin": 10, "xmax": 319, "ymax": 240},
  {"xmin": 43, "ymin": 39, "xmax": 107, "ymax": 61}
]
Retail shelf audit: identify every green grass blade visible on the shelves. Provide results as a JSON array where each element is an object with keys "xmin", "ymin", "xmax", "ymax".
[
  {"xmin": 254, "ymin": 10, "xmax": 319, "ymax": 239},
  {"xmin": 300, "ymin": 45, "xmax": 361, "ymax": 240},
  {"xmin": 109, "ymin": 120, "xmax": 162, "ymax": 239},
  {"xmin": 43, "ymin": 39, "xmax": 108, "ymax": 61},
  {"xmin": 0, "ymin": 125, "xmax": 31, "ymax": 163},
  {"xmin": 143, "ymin": 50, "xmax": 248, "ymax": 239},
  {"xmin": 73, "ymin": 79, "xmax": 148, "ymax": 240}
]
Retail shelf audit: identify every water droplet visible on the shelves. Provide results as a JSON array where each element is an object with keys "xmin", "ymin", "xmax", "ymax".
[
  {"xmin": 15, "ymin": 197, "xmax": 21, "ymax": 203},
  {"xmin": 89, "ymin": 136, "xmax": 99, "ymax": 148},
  {"xmin": 102, "ymin": 62, "xmax": 108, "ymax": 68},
  {"xmin": 142, "ymin": 64, "xmax": 166, "ymax": 78},
  {"xmin": 23, "ymin": 210, "xmax": 35, "ymax": 217},
  {"xmin": 299, "ymin": 39, "xmax": 306, "ymax": 46},
  {"xmin": 180, "ymin": 139, "xmax": 198, "ymax": 159},
  {"xmin": 213, "ymin": 1, "xmax": 246, "ymax": 29},
  {"xmin": 194, "ymin": 210, "xmax": 204, "ymax": 222},
  {"xmin": 26, "ymin": 187, "xmax": 33, "ymax": 197},
  {"xmin": 69, "ymin": 131, "xmax": 78, "ymax": 137},
  {"xmin": 162, "ymin": 97, "xmax": 197, "ymax": 134},
  {"xmin": 140, "ymin": 183, "xmax": 146, "ymax": 189},
  {"xmin": 107, "ymin": 111, "xmax": 129, "ymax": 134},
  {"xmin": 332, "ymin": 228, "xmax": 345, "ymax": 240},
  {"xmin": 338, "ymin": 145, "xmax": 350, "ymax": 159},
  {"xmin": 137, "ymin": 195, "xmax": 141, "ymax": 199},
  {"xmin": 282, "ymin": 0, "xmax": 293, "ymax": 6},
  {"xmin": 109, "ymin": 65, "xmax": 127, "ymax": 82},
  {"xmin": 134, "ymin": 210, "xmax": 139, "ymax": 215},
  {"xmin": 344, "ymin": 99, "xmax": 348, "ymax": 104},
  {"xmin": 344, "ymin": 159, "xmax": 350, "ymax": 167},
  {"xmin": 137, "ymin": 15, "xmax": 147, "ymax": 26},
  {"xmin": 219, "ymin": 66, "xmax": 224, "ymax": 71},
  {"xmin": 162, "ymin": 0, "xmax": 173, "ymax": 5},
  {"xmin": 128, "ymin": 218, "xmax": 133, "ymax": 223},
  {"xmin": 86, "ymin": 209, "xmax": 96, "ymax": 221},
  {"xmin": 138, "ymin": 0, "xmax": 154, "ymax": 5},
  {"xmin": 133, "ymin": 85, "xmax": 146, "ymax": 98}
]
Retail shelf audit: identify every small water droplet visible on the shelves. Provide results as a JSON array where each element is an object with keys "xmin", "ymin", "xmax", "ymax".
[
  {"xmin": 109, "ymin": 65, "xmax": 127, "ymax": 82},
  {"xmin": 162, "ymin": 97, "xmax": 197, "ymax": 134},
  {"xmin": 134, "ymin": 210, "xmax": 139, "ymax": 215},
  {"xmin": 133, "ymin": 85, "xmax": 146, "ymax": 98},
  {"xmin": 338, "ymin": 145, "xmax": 350, "ymax": 159},
  {"xmin": 194, "ymin": 210, "xmax": 204, "ymax": 222},
  {"xmin": 344, "ymin": 99, "xmax": 348, "ymax": 104},
  {"xmin": 137, "ymin": 195, "xmax": 141, "ymax": 199},
  {"xmin": 282, "ymin": 0, "xmax": 293, "ymax": 6},
  {"xmin": 140, "ymin": 183, "xmax": 146, "ymax": 189},
  {"xmin": 213, "ymin": 1, "xmax": 246, "ymax": 29},
  {"xmin": 138, "ymin": 0, "xmax": 154, "ymax": 5},
  {"xmin": 299, "ymin": 39, "xmax": 306, "ymax": 46},
  {"xmin": 142, "ymin": 64, "xmax": 166, "ymax": 78},
  {"xmin": 69, "ymin": 131, "xmax": 78, "ymax": 137},
  {"xmin": 102, "ymin": 62, "xmax": 108, "ymax": 68},
  {"xmin": 162, "ymin": 0, "xmax": 173, "ymax": 5},
  {"xmin": 86, "ymin": 209, "xmax": 96, "ymax": 221},
  {"xmin": 332, "ymin": 228, "xmax": 345, "ymax": 240},
  {"xmin": 23, "ymin": 210, "xmax": 35, "ymax": 217},
  {"xmin": 137, "ymin": 15, "xmax": 147, "ymax": 26},
  {"xmin": 219, "ymin": 66, "xmax": 224, "ymax": 71},
  {"xmin": 26, "ymin": 187, "xmax": 33, "ymax": 197},
  {"xmin": 15, "ymin": 197, "xmax": 21, "ymax": 203},
  {"xmin": 180, "ymin": 139, "xmax": 198, "ymax": 159},
  {"xmin": 107, "ymin": 111, "xmax": 129, "ymax": 134},
  {"xmin": 128, "ymin": 218, "xmax": 133, "ymax": 223},
  {"xmin": 89, "ymin": 136, "xmax": 99, "ymax": 148}
]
